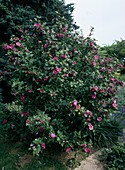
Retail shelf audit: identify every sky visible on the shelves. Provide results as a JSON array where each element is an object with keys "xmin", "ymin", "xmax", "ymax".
[{"xmin": 65, "ymin": 0, "xmax": 125, "ymax": 46}]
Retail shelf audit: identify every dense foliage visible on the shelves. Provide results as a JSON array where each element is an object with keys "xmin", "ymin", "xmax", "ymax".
[
  {"xmin": 101, "ymin": 142, "xmax": 125, "ymax": 170},
  {"xmin": 0, "ymin": 0, "xmax": 78, "ymax": 102},
  {"xmin": 0, "ymin": 17, "xmax": 123, "ymax": 156}
]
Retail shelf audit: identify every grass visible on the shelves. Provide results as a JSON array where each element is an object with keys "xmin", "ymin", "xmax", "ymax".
[
  {"xmin": 0, "ymin": 138, "xmax": 20, "ymax": 170},
  {"xmin": 21, "ymin": 155, "xmax": 67, "ymax": 170},
  {"xmin": 0, "ymin": 138, "xmax": 67, "ymax": 170}
]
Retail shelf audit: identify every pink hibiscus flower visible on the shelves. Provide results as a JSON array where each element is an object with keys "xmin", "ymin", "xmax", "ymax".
[
  {"xmin": 44, "ymin": 44, "xmax": 47, "ymax": 48},
  {"xmin": 108, "ymin": 70, "xmax": 111, "ymax": 73},
  {"xmin": 40, "ymin": 27, "xmax": 43, "ymax": 30},
  {"xmin": 113, "ymin": 99, "xmax": 116, "ymax": 103},
  {"xmin": 111, "ymin": 84, "xmax": 115, "ymax": 88},
  {"xmin": 56, "ymin": 68, "xmax": 61, "ymax": 72},
  {"xmin": 66, "ymin": 147, "xmax": 71, "ymax": 152},
  {"xmin": 92, "ymin": 92, "xmax": 96, "ymax": 99},
  {"xmin": 40, "ymin": 89, "xmax": 44, "ymax": 93},
  {"xmin": 16, "ymin": 42, "xmax": 21, "ymax": 46},
  {"xmin": 73, "ymin": 100, "xmax": 77, "ymax": 106},
  {"xmin": 93, "ymin": 86, "xmax": 98, "ymax": 91},
  {"xmin": 112, "ymin": 103, "xmax": 117, "ymax": 108},
  {"xmin": 89, "ymin": 125, "xmax": 93, "ymax": 130},
  {"xmin": 41, "ymin": 120, "xmax": 44, "ymax": 124},
  {"xmin": 110, "ymin": 88, "xmax": 114, "ymax": 94},
  {"xmin": 41, "ymin": 143, "xmax": 45, "ymax": 149},
  {"xmin": 94, "ymin": 55, "xmax": 98, "ymax": 60},
  {"xmin": 54, "ymin": 56, "xmax": 58, "ymax": 60},
  {"xmin": 26, "ymin": 119, "xmax": 29, "ymax": 123},
  {"xmin": 53, "ymin": 69, "xmax": 58, "ymax": 74},
  {"xmin": 81, "ymin": 144, "xmax": 87, "ymax": 147},
  {"xmin": 76, "ymin": 105, "xmax": 80, "ymax": 110},
  {"xmin": 99, "ymin": 89, "xmax": 103, "ymax": 93},
  {"xmin": 51, "ymin": 133, "xmax": 56, "ymax": 138},
  {"xmin": 93, "ymin": 62, "xmax": 96, "ymax": 66},
  {"xmin": 97, "ymin": 117, "xmax": 102, "ymax": 121},
  {"xmin": 99, "ymin": 75, "xmax": 103, "ymax": 79},
  {"xmin": 28, "ymin": 89, "xmax": 32, "ymax": 93},
  {"xmin": 85, "ymin": 148, "xmax": 92, "ymax": 153},
  {"xmin": 64, "ymin": 74, "xmax": 68, "ymax": 77},
  {"xmin": 73, "ymin": 61, "xmax": 76, "ymax": 65},
  {"xmin": 43, "ymin": 77, "xmax": 48, "ymax": 81},
  {"xmin": 21, "ymin": 96, "xmax": 25, "ymax": 102}
]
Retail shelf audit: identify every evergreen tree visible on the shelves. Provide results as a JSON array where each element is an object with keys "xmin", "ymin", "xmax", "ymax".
[{"xmin": 0, "ymin": 0, "xmax": 78, "ymax": 51}]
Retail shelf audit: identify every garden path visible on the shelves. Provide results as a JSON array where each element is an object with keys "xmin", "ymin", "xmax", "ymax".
[{"xmin": 74, "ymin": 150, "xmax": 105, "ymax": 170}]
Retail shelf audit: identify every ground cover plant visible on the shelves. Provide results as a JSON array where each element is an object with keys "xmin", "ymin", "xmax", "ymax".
[
  {"xmin": 0, "ymin": 16, "xmax": 124, "ymax": 161},
  {"xmin": 100, "ymin": 142, "xmax": 125, "ymax": 170}
]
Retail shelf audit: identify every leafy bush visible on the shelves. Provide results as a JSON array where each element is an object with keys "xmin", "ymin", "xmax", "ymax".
[
  {"xmin": 101, "ymin": 142, "xmax": 125, "ymax": 170},
  {"xmin": 0, "ymin": 18, "xmax": 123, "ymax": 156}
]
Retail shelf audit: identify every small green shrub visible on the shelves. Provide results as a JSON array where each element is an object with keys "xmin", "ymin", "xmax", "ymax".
[{"xmin": 101, "ymin": 142, "xmax": 125, "ymax": 170}]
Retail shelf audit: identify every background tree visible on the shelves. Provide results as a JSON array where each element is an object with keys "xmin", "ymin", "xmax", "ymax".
[{"xmin": 100, "ymin": 40, "xmax": 125, "ymax": 64}]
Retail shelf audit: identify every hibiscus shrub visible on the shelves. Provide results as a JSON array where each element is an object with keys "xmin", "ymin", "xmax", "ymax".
[{"xmin": 0, "ymin": 18, "xmax": 123, "ymax": 156}]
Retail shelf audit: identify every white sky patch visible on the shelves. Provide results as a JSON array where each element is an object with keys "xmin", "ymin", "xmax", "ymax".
[{"xmin": 65, "ymin": 0, "xmax": 125, "ymax": 46}]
